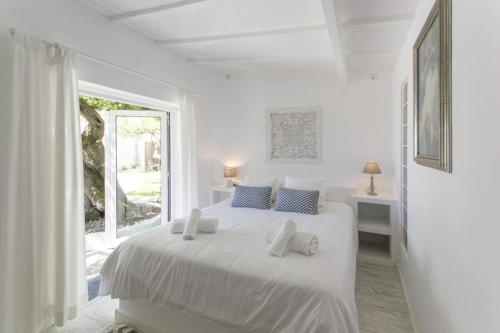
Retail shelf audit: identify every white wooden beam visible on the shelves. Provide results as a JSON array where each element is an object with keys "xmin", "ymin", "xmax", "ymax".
[
  {"xmin": 188, "ymin": 56, "xmax": 276, "ymax": 63},
  {"xmin": 188, "ymin": 52, "xmax": 333, "ymax": 63},
  {"xmin": 109, "ymin": 0, "xmax": 207, "ymax": 22},
  {"xmin": 346, "ymin": 51, "xmax": 399, "ymax": 59},
  {"xmin": 321, "ymin": 0, "xmax": 348, "ymax": 80},
  {"xmin": 155, "ymin": 24, "xmax": 327, "ymax": 45},
  {"xmin": 342, "ymin": 14, "xmax": 414, "ymax": 28}
]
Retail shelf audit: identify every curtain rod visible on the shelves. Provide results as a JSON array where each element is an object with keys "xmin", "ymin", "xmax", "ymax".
[{"xmin": 8, "ymin": 27, "xmax": 197, "ymax": 94}]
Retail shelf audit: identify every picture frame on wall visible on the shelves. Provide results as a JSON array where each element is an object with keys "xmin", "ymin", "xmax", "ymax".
[
  {"xmin": 267, "ymin": 107, "xmax": 322, "ymax": 163},
  {"xmin": 413, "ymin": 0, "xmax": 452, "ymax": 172}
]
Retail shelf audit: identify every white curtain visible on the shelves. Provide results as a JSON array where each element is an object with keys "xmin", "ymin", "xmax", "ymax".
[
  {"xmin": 0, "ymin": 31, "xmax": 88, "ymax": 332},
  {"xmin": 172, "ymin": 90, "xmax": 199, "ymax": 217}
]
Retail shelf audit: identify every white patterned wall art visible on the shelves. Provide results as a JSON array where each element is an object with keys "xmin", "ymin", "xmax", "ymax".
[{"xmin": 267, "ymin": 107, "xmax": 322, "ymax": 163}]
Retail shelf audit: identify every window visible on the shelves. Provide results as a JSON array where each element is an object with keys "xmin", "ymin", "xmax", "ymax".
[
  {"xmin": 401, "ymin": 79, "xmax": 409, "ymax": 250},
  {"xmin": 109, "ymin": 110, "xmax": 170, "ymax": 240},
  {"xmin": 79, "ymin": 93, "xmax": 171, "ymax": 248}
]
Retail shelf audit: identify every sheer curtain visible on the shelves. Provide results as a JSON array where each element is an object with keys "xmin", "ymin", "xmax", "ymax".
[
  {"xmin": 172, "ymin": 90, "xmax": 199, "ymax": 217},
  {"xmin": 0, "ymin": 31, "xmax": 88, "ymax": 332}
]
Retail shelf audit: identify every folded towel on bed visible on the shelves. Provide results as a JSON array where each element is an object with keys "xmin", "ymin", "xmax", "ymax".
[
  {"xmin": 267, "ymin": 224, "xmax": 320, "ymax": 256},
  {"xmin": 183, "ymin": 208, "xmax": 202, "ymax": 240},
  {"xmin": 171, "ymin": 217, "xmax": 219, "ymax": 234},
  {"xmin": 269, "ymin": 219, "xmax": 297, "ymax": 257}
]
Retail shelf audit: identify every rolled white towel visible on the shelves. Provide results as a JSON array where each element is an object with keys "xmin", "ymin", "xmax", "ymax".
[
  {"xmin": 269, "ymin": 219, "xmax": 297, "ymax": 257},
  {"xmin": 170, "ymin": 218, "xmax": 219, "ymax": 234},
  {"xmin": 289, "ymin": 232, "xmax": 319, "ymax": 256},
  {"xmin": 267, "ymin": 225, "xmax": 319, "ymax": 256},
  {"xmin": 183, "ymin": 208, "xmax": 202, "ymax": 240}
]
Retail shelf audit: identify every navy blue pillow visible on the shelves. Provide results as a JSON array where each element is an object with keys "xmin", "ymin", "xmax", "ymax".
[
  {"xmin": 231, "ymin": 186, "xmax": 272, "ymax": 210},
  {"xmin": 275, "ymin": 187, "xmax": 320, "ymax": 215}
]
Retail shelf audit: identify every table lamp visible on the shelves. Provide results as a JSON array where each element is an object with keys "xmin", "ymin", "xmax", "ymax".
[
  {"xmin": 363, "ymin": 161, "xmax": 381, "ymax": 196},
  {"xmin": 224, "ymin": 167, "xmax": 237, "ymax": 187}
]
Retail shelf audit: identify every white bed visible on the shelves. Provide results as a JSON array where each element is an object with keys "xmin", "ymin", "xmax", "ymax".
[{"xmin": 100, "ymin": 192, "xmax": 359, "ymax": 333}]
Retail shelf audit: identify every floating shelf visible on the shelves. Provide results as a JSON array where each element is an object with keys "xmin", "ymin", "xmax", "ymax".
[
  {"xmin": 358, "ymin": 237, "xmax": 391, "ymax": 263},
  {"xmin": 358, "ymin": 216, "xmax": 391, "ymax": 235}
]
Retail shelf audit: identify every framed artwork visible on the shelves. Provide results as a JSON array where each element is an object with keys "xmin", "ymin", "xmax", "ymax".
[
  {"xmin": 413, "ymin": 0, "xmax": 452, "ymax": 172},
  {"xmin": 267, "ymin": 107, "xmax": 322, "ymax": 163}
]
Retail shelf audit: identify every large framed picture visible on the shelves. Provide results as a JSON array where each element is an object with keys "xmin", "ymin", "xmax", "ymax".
[
  {"xmin": 267, "ymin": 107, "xmax": 322, "ymax": 163},
  {"xmin": 413, "ymin": 0, "xmax": 452, "ymax": 172}
]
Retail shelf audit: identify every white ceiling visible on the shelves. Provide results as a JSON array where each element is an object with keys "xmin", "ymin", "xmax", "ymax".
[{"xmin": 80, "ymin": 0, "xmax": 418, "ymax": 76}]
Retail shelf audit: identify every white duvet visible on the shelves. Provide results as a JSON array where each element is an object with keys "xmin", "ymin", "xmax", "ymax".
[{"xmin": 100, "ymin": 201, "xmax": 359, "ymax": 333}]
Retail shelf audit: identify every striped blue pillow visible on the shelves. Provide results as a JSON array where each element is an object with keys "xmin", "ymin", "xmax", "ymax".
[
  {"xmin": 275, "ymin": 187, "xmax": 320, "ymax": 215},
  {"xmin": 231, "ymin": 186, "xmax": 273, "ymax": 210}
]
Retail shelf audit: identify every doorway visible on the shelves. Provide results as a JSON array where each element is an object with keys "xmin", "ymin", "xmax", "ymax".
[
  {"xmin": 106, "ymin": 110, "xmax": 170, "ymax": 245},
  {"xmin": 79, "ymin": 94, "xmax": 172, "ymax": 300}
]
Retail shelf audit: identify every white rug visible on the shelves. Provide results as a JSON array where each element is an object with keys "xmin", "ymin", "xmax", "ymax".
[{"xmin": 100, "ymin": 324, "xmax": 141, "ymax": 333}]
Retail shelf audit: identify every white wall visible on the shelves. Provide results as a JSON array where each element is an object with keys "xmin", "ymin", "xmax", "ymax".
[
  {"xmin": 207, "ymin": 71, "xmax": 395, "ymax": 193},
  {"xmin": 0, "ymin": 0, "xmax": 395, "ymax": 208},
  {"xmin": 0, "ymin": 0, "xmax": 222, "ymax": 207},
  {"xmin": 393, "ymin": 0, "xmax": 500, "ymax": 332}
]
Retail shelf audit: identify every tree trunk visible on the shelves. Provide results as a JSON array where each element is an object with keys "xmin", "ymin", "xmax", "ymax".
[{"xmin": 80, "ymin": 99, "xmax": 137, "ymax": 224}]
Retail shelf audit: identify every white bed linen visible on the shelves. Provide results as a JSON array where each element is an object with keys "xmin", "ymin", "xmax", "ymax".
[{"xmin": 100, "ymin": 201, "xmax": 359, "ymax": 333}]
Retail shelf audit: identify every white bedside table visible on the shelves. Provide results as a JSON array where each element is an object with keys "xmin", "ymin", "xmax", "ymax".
[
  {"xmin": 209, "ymin": 185, "xmax": 234, "ymax": 205},
  {"xmin": 350, "ymin": 191, "xmax": 400, "ymax": 265}
]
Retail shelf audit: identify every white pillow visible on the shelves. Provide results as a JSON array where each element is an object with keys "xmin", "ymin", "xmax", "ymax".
[
  {"xmin": 241, "ymin": 177, "xmax": 279, "ymax": 201},
  {"xmin": 283, "ymin": 176, "xmax": 326, "ymax": 206}
]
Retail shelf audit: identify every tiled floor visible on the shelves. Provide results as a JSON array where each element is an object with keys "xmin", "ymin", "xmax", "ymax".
[{"xmin": 61, "ymin": 261, "xmax": 414, "ymax": 333}]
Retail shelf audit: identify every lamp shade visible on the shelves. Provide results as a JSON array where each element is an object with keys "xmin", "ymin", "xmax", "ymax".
[
  {"xmin": 362, "ymin": 161, "xmax": 381, "ymax": 174},
  {"xmin": 224, "ymin": 167, "xmax": 237, "ymax": 178}
]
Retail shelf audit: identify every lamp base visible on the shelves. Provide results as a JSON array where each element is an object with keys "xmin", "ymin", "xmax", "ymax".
[
  {"xmin": 224, "ymin": 178, "xmax": 240, "ymax": 187},
  {"xmin": 367, "ymin": 175, "xmax": 377, "ymax": 196}
]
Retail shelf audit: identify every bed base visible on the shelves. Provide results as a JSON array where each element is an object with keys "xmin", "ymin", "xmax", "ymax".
[{"xmin": 116, "ymin": 300, "xmax": 249, "ymax": 333}]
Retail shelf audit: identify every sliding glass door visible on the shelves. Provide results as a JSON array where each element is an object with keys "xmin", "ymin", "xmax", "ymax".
[{"xmin": 106, "ymin": 110, "xmax": 169, "ymax": 245}]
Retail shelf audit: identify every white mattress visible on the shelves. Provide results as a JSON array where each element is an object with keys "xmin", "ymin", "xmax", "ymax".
[{"xmin": 100, "ymin": 200, "xmax": 359, "ymax": 333}]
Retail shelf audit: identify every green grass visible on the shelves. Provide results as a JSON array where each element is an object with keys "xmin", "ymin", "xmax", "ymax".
[
  {"xmin": 118, "ymin": 169, "xmax": 161, "ymax": 197},
  {"xmin": 127, "ymin": 190, "xmax": 160, "ymax": 196}
]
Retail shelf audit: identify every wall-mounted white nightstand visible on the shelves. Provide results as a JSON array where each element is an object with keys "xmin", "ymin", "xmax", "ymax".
[
  {"xmin": 209, "ymin": 185, "xmax": 234, "ymax": 205},
  {"xmin": 350, "ymin": 192, "xmax": 400, "ymax": 265}
]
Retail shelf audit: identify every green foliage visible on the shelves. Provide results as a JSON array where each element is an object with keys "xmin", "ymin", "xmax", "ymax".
[
  {"xmin": 117, "ymin": 116, "xmax": 161, "ymax": 137},
  {"xmin": 79, "ymin": 95, "xmax": 154, "ymax": 111},
  {"xmin": 79, "ymin": 95, "xmax": 160, "ymax": 136}
]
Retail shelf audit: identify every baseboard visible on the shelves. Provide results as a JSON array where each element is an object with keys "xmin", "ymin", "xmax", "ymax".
[{"xmin": 397, "ymin": 246, "xmax": 419, "ymax": 333}]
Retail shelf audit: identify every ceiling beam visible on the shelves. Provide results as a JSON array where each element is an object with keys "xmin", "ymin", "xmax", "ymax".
[
  {"xmin": 188, "ymin": 52, "xmax": 333, "ymax": 63},
  {"xmin": 321, "ymin": 0, "xmax": 348, "ymax": 81},
  {"xmin": 346, "ymin": 51, "xmax": 399, "ymax": 58},
  {"xmin": 342, "ymin": 14, "xmax": 414, "ymax": 28},
  {"xmin": 109, "ymin": 0, "xmax": 207, "ymax": 22},
  {"xmin": 155, "ymin": 24, "xmax": 327, "ymax": 45}
]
